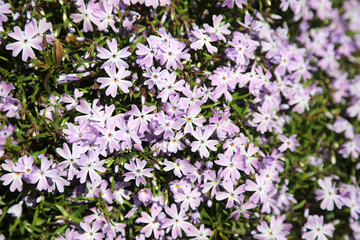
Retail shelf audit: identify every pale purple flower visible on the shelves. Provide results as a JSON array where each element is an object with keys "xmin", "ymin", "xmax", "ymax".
[
  {"xmin": 191, "ymin": 126, "xmax": 219, "ymax": 158},
  {"xmin": 71, "ymin": 0, "xmax": 99, "ymax": 32},
  {"xmin": 302, "ymin": 215, "xmax": 334, "ymax": 240},
  {"xmin": 204, "ymin": 15, "xmax": 231, "ymax": 42},
  {"xmin": 93, "ymin": 2, "xmax": 118, "ymax": 32},
  {"xmin": 315, "ymin": 177, "xmax": 344, "ymax": 211},
  {"xmin": 77, "ymin": 150, "xmax": 106, "ymax": 184},
  {"xmin": 97, "ymin": 38, "xmax": 131, "ymax": 69},
  {"xmin": 59, "ymin": 89, "xmax": 84, "ymax": 111},
  {"xmin": 117, "ymin": 115, "xmax": 142, "ymax": 148},
  {"xmin": 254, "ymin": 215, "xmax": 292, "ymax": 240},
  {"xmin": 29, "ymin": 155, "xmax": 58, "ymax": 191},
  {"xmin": 7, "ymin": 200, "xmax": 23, "ymax": 219},
  {"xmin": 252, "ymin": 105, "xmax": 276, "ymax": 134},
  {"xmin": 56, "ymin": 143, "xmax": 86, "ymax": 180},
  {"xmin": 215, "ymin": 153, "xmax": 243, "ymax": 182},
  {"xmin": 123, "ymin": 158, "xmax": 153, "ymax": 186},
  {"xmin": 278, "ymin": 134, "xmax": 300, "ymax": 152},
  {"xmin": 190, "ymin": 29, "xmax": 217, "ymax": 54},
  {"xmin": 6, "ymin": 25, "xmax": 42, "ymax": 61},
  {"xmin": 136, "ymin": 206, "xmax": 165, "ymax": 239},
  {"xmin": 174, "ymin": 184, "xmax": 201, "ymax": 211},
  {"xmin": 97, "ymin": 66, "xmax": 132, "ymax": 97},
  {"xmin": 222, "ymin": 0, "xmax": 247, "ymax": 9},
  {"xmin": 215, "ymin": 182, "xmax": 244, "ymax": 208},
  {"xmin": 156, "ymin": 38, "xmax": 190, "ymax": 70},
  {"xmin": 0, "ymin": 160, "xmax": 23, "ymax": 192},
  {"xmin": 79, "ymin": 220, "xmax": 105, "ymax": 240},
  {"xmin": 113, "ymin": 181, "xmax": 131, "ymax": 205},
  {"xmin": 157, "ymin": 71, "xmax": 185, "ymax": 102},
  {"xmin": 127, "ymin": 104, "xmax": 156, "ymax": 134},
  {"xmin": 187, "ymin": 224, "xmax": 212, "ymax": 240},
  {"xmin": 163, "ymin": 158, "xmax": 193, "ymax": 178},
  {"xmin": 245, "ymin": 174, "xmax": 273, "ymax": 204},
  {"xmin": 161, "ymin": 204, "xmax": 196, "ymax": 239}
]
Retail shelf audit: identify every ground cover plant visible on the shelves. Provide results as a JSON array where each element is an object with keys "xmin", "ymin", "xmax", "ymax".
[{"xmin": 0, "ymin": 0, "xmax": 359, "ymax": 239}]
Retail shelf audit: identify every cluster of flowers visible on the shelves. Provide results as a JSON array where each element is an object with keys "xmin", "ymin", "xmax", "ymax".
[
  {"xmin": 278, "ymin": 0, "xmax": 360, "ymax": 238},
  {"xmin": 0, "ymin": 0, "xmax": 359, "ymax": 239},
  {"xmin": 0, "ymin": 81, "xmax": 20, "ymax": 158}
]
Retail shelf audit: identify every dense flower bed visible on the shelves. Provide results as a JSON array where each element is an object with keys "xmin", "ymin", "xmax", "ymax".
[{"xmin": 0, "ymin": 0, "xmax": 359, "ymax": 239}]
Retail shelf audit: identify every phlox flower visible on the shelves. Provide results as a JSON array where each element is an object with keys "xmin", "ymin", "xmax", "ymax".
[
  {"xmin": 157, "ymin": 71, "xmax": 185, "ymax": 102},
  {"xmin": 59, "ymin": 89, "xmax": 84, "ymax": 111},
  {"xmin": 27, "ymin": 18, "xmax": 55, "ymax": 45},
  {"xmin": 167, "ymin": 131, "xmax": 184, "ymax": 153},
  {"xmin": 222, "ymin": 0, "xmax": 247, "ymax": 9},
  {"xmin": 191, "ymin": 126, "xmax": 219, "ymax": 158},
  {"xmin": 278, "ymin": 134, "xmax": 300, "ymax": 152},
  {"xmin": 77, "ymin": 150, "xmax": 106, "ymax": 184},
  {"xmin": 6, "ymin": 25, "xmax": 42, "ymax": 61},
  {"xmin": 252, "ymin": 105, "xmax": 276, "ymax": 134},
  {"xmin": 209, "ymin": 67, "xmax": 236, "ymax": 102},
  {"xmin": 97, "ymin": 38, "xmax": 131, "ymax": 69},
  {"xmin": 174, "ymin": 184, "xmax": 201, "ymax": 211},
  {"xmin": 163, "ymin": 93, "xmax": 187, "ymax": 118},
  {"xmin": 123, "ymin": 158, "xmax": 153, "ymax": 186},
  {"xmin": 13, "ymin": 155, "xmax": 35, "ymax": 179},
  {"xmin": 215, "ymin": 182, "xmax": 245, "ymax": 208},
  {"xmin": 315, "ymin": 177, "xmax": 344, "ymax": 211},
  {"xmin": 55, "ymin": 228, "xmax": 79, "ymax": 240},
  {"xmin": 204, "ymin": 15, "xmax": 231, "ymax": 42},
  {"xmin": 152, "ymin": 111, "xmax": 179, "ymax": 139},
  {"xmin": 75, "ymin": 99, "xmax": 103, "ymax": 123},
  {"xmin": 127, "ymin": 104, "xmax": 156, "ymax": 134},
  {"xmin": 156, "ymin": 38, "xmax": 190, "ymax": 70},
  {"xmin": 0, "ymin": 2, "xmax": 11, "ymax": 30},
  {"xmin": 215, "ymin": 153, "xmax": 244, "ymax": 182},
  {"xmin": 71, "ymin": 0, "xmax": 99, "ymax": 32},
  {"xmin": 96, "ymin": 120, "xmax": 122, "ymax": 153},
  {"xmin": 161, "ymin": 204, "xmax": 196, "ymax": 239},
  {"xmin": 136, "ymin": 39, "xmax": 158, "ymax": 68},
  {"xmin": 0, "ymin": 160, "xmax": 23, "ymax": 192},
  {"xmin": 56, "ymin": 143, "xmax": 86, "ymax": 180},
  {"xmin": 97, "ymin": 66, "xmax": 132, "ymax": 97},
  {"xmin": 338, "ymin": 135, "xmax": 360, "ymax": 159},
  {"xmin": 343, "ymin": 190, "xmax": 360, "ymax": 220},
  {"xmin": 190, "ymin": 29, "xmax": 217, "ymax": 54},
  {"xmin": 242, "ymin": 143, "xmax": 259, "ymax": 175},
  {"xmin": 143, "ymin": 67, "xmax": 168, "ymax": 90},
  {"xmin": 79, "ymin": 220, "xmax": 105, "ymax": 240},
  {"xmin": 136, "ymin": 206, "xmax": 165, "ymax": 239},
  {"xmin": 113, "ymin": 181, "xmax": 131, "ymax": 205},
  {"xmin": 99, "ymin": 181, "xmax": 114, "ymax": 204},
  {"xmin": 174, "ymin": 103, "xmax": 206, "ymax": 134},
  {"xmin": 29, "ymin": 155, "xmax": 58, "ymax": 191},
  {"xmin": 7, "ymin": 200, "xmax": 23, "ymax": 219},
  {"xmin": 201, "ymin": 169, "xmax": 222, "ymax": 197},
  {"xmin": 93, "ymin": 2, "xmax": 118, "ymax": 32},
  {"xmin": 187, "ymin": 224, "xmax": 212, "ymax": 240},
  {"xmin": 230, "ymin": 201, "xmax": 256, "ymax": 220},
  {"xmin": 302, "ymin": 215, "xmax": 334, "ymax": 240},
  {"xmin": 245, "ymin": 174, "xmax": 273, "ymax": 204},
  {"xmin": 254, "ymin": 215, "xmax": 292, "ymax": 240},
  {"xmin": 163, "ymin": 158, "xmax": 193, "ymax": 178},
  {"xmin": 117, "ymin": 115, "xmax": 142, "ymax": 149},
  {"xmin": 347, "ymin": 100, "xmax": 360, "ymax": 120},
  {"xmin": 181, "ymin": 84, "xmax": 204, "ymax": 108}
]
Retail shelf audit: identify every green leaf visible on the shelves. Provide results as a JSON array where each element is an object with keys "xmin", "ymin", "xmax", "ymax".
[
  {"xmin": 293, "ymin": 200, "xmax": 307, "ymax": 210},
  {"xmin": 55, "ymin": 204, "xmax": 70, "ymax": 217}
]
